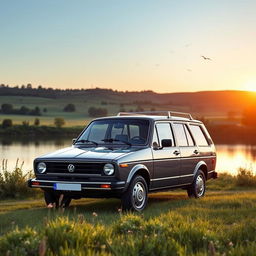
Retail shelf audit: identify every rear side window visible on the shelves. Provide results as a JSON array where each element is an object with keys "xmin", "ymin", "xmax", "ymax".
[
  {"xmin": 173, "ymin": 123, "xmax": 188, "ymax": 146},
  {"xmin": 156, "ymin": 123, "xmax": 174, "ymax": 147},
  {"xmin": 190, "ymin": 125, "xmax": 209, "ymax": 146}
]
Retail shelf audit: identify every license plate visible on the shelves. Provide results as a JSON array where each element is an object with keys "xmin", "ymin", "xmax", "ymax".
[{"xmin": 54, "ymin": 183, "xmax": 81, "ymax": 191}]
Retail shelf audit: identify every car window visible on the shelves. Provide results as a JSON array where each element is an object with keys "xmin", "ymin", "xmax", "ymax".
[
  {"xmin": 173, "ymin": 123, "xmax": 188, "ymax": 146},
  {"xmin": 184, "ymin": 125, "xmax": 195, "ymax": 146},
  {"xmin": 79, "ymin": 119, "xmax": 150, "ymax": 145},
  {"xmin": 190, "ymin": 125, "xmax": 209, "ymax": 146},
  {"xmin": 88, "ymin": 123, "xmax": 108, "ymax": 142},
  {"xmin": 152, "ymin": 127, "xmax": 159, "ymax": 146},
  {"xmin": 156, "ymin": 123, "xmax": 174, "ymax": 147}
]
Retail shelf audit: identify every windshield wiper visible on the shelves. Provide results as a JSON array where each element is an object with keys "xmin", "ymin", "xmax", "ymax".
[
  {"xmin": 101, "ymin": 138, "xmax": 131, "ymax": 146},
  {"xmin": 75, "ymin": 139, "xmax": 98, "ymax": 146}
]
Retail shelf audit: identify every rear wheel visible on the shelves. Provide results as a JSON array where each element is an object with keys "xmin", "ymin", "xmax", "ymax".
[
  {"xmin": 187, "ymin": 170, "xmax": 206, "ymax": 198},
  {"xmin": 121, "ymin": 175, "xmax": 148, "ymax": 212},
  {"xmin": 44, "ymin": 190, "xmax": 71, "ymax": 208}
]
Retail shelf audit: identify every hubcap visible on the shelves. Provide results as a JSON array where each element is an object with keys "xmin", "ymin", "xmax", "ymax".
[
  {"xmin": 196, "ymin": 175, "xmax": 205, "ymax": 197},
  {"xmin": 132, "ymin": 181, "xmax": 146, "ymax": 209}
]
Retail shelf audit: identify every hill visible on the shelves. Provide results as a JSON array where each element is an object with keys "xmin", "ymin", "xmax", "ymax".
[{"xmin": 0, "ymin": 85, "xmax": 256, "ymax": 126}]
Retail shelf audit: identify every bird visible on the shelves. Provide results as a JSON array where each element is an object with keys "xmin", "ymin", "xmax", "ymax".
[{"xmin": 201, "ymin": 55, "xmax": 212, "ymax": 61}]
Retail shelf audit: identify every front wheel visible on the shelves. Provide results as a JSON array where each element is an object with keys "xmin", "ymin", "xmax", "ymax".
[
  {"xmin": 121, "ymin": 175, "xmax": 148, "ymax": 212},
  {"xmin": 187, "ymin": 170, "xmax": 206, "ymax": 198}
]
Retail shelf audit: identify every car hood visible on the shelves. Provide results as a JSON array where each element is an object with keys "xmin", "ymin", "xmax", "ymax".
[{"xmin": 37, "ymin": 146, "xmax": 140, "ymax": 161}]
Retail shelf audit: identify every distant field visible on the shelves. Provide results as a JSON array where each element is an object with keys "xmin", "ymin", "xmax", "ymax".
[{"xmin": 0, "ymin": 95, "xmax": 235, "ymax": 126}]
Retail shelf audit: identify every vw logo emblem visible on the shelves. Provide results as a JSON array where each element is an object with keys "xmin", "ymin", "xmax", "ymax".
[{"xmin": 67, "ymin": 164, "xmax": 75, "ymax": 173}]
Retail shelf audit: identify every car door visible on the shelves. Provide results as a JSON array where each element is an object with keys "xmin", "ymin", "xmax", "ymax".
[
  {"xmin": 189, "ymin": 124, "xmax": 215, "ymax": 172},
  {"xmin": 151, "ymin": 122, "xmax": 181, "ymax": 189},
  {"xmin": 172, "ymin": 123, "xmax": 199, "ymax": 184}
]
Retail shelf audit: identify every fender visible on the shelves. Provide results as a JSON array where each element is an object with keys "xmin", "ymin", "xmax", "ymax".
[
  {"xmin": 124, "ymin": 164, "xmax": 150, "ymax": 190},
  {"xmin": 193, "ymin": 161, "xmax": 207, "ymax": 177}
]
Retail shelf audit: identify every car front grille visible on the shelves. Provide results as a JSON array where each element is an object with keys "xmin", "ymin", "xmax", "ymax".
[{"xmin": 45, "ymin": 162, "xmax": 104, "ymax": 175}]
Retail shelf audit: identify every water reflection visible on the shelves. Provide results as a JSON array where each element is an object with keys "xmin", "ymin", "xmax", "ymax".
[
  {"xmin": 0, "ymin": 140, "xmax": 255, "ymax": 174},
  {"xmin": 215, "ymin": 144, "xmax": 256, "ymax": 174}
]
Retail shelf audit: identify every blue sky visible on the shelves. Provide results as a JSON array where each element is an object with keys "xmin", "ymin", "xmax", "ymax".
[{"xmin": 1, "ymin": 0, "xmax": 256, "ymax": 92}]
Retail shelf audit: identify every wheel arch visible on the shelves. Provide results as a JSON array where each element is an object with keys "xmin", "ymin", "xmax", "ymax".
[
  {"xmin": 193, "ymin": 161, "xmax": 208, "ymax": 180},
  {"xmin": 125, "ymin": 164, "xmax": 150, "ymax": 191}
]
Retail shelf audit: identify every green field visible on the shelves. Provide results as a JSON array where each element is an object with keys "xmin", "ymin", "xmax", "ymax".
[
  {"xmin": 0, "ymin": 185, "xmax": 256, "ymax": 255},
  {"xmin": 0, "ymin": 95, "xmax": 234, "ymax": 127}
]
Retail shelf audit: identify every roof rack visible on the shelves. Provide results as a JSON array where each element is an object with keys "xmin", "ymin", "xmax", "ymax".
[{"xmin": 117, "ymin": 111, "xmax": 193, "ymax": 120}]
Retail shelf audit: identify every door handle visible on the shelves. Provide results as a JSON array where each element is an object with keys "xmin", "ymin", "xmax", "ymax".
[
  {"xmin": 173, "ymin": 150, "xmax": 180, "ymax": 156},
  {"xmin": 194, "ymin": 150, "xmax": 199, "ymax": 154}
]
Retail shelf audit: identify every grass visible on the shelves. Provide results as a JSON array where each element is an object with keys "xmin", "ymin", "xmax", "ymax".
[{"xmin": 0, "ymin": 172, "xmax": 256, "ymax": 255}]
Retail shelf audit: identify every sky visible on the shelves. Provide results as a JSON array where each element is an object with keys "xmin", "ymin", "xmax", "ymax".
[{"xmin": 1, "ymin": 0, "xmax": 256, "ymax": 93}]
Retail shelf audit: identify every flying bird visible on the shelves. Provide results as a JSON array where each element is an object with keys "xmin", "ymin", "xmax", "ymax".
[{"xmin": 201, "ymin": 55, "xmax": 212, "ymax": 61}]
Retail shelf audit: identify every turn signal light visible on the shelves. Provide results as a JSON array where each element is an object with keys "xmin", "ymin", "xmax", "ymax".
[
  {"xmin": 101, "ymin": 184, "xmax": 110, "ymax": 188},
  {"xmin": 119, "ymin": 164, "xmax": 128, "ymax": 168},
  {"xmin": 32, "ymin": 181, "xmax": 40, "ymax": 186}
]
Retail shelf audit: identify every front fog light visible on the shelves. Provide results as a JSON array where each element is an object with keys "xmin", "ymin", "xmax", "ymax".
[
  {"xmin": 37, "ymin": 162, "xmax": 46, "ymax": 173},
  {"xmin": 103, "ymin": 163, "xmax": 114, "ymax": 175}
]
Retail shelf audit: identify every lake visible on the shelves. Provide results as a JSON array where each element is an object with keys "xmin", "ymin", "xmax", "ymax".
[{"xmin": 1, "ymin": 140, "xmax": 256, "ymax": 175}]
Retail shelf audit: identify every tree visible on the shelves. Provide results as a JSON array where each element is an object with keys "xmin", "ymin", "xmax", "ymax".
[
  {"xmin": 19, "ymin": 106, "xmax": 30, "ymax": 115},
  {"xmin": 88, "ymin": 107, "xmax": 108, "ymax": 117},
  {"xmin": 63, "ymin": 104, "xmax": 76, "ymax": 112},
  {"xmin": 2, "ymin": 119, "xmax": 12, "ymax": 128},
  {"xmin": 1, "ymin": 104, "xmax": 13, "ymax": 114},
  {"xmin": 54, "ymin": 117, "xmax": 65, "ymax": 128},
  {"xmin": 34, "ymin": 118, "xmax": 40, "ymax": 126}
]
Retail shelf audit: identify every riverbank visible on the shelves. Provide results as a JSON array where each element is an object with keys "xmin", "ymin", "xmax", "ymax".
[
  {"xmin": 0, "ymin": 125, "xmax": 83, "ymax": 142},
  {"xmin": 0, "ymin": 123, "xmax": 256, "ymax": 144}
]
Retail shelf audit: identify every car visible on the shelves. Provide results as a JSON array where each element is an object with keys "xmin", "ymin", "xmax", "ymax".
[{"xmin": 28, "ymin": 111, "xmax": 217, "ymax": 211}]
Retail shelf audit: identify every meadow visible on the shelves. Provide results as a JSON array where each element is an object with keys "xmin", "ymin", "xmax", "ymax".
[{"xmin": 0, "ymin": 169, "xmax": 256, "ymax": 256}]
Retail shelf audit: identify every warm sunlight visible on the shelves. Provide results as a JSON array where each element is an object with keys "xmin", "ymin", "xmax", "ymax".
[{"xmin": 244, "ymin": 80, "xmax": 256, "ymax": 92}]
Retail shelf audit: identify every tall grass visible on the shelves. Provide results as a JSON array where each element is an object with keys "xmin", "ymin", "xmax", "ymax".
[
  {"xmin": 0, "ymin": 211, "xmax": 256, "ymax": 256},
  {"xmin": 0, "ymin": 159, "xmax": 38, "ymax": 199}
]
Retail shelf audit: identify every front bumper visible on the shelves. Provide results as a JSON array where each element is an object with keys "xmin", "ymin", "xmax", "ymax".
[{"xmin": 28, "ymin": 178, "xmax": 126, "ymax": 191}]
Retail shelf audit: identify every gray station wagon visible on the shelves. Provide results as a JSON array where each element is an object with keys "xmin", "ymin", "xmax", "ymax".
[{"xmin": 28, "ymin": 111, "xmax": 217, "ymax": 211}]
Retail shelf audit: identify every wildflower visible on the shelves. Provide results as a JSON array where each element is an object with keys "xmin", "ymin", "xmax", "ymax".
[
  {"xmin": 228, "ymin": 241, "xmax": 234, "ymax": 247},
  {"xmin": 92, "ymin": 212, "xmax": 98, "ymax": 217}
]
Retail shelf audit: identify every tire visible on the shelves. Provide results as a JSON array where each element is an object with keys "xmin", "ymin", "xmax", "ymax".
[
  {"xmin": 186, "ymin": 170, "xmax": 206, "ymax": 198},
  {"xmin": 121, "ymin": 175, "xmax": 148, "ymax": 212},
  {"xmin": 44, "ymin": 190, "xmax": 71, "ymax": 208}
]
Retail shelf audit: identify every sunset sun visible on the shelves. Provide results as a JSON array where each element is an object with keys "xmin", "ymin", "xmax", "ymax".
[{"xmin": 244, "ymin": 80, "xmax": 256, "ymax": 92}]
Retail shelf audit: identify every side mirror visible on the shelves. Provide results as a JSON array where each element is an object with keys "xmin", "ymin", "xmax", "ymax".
[
  {"xmin": 72, "ymin": 138, "xmax": 77, "ymax": 145},
  {"xmin": 161, "ymin": 139, "xmax": 172, "ymax": 148}
]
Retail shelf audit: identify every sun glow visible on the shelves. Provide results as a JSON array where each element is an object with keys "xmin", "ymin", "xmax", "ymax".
[{"xmin": 244, "ymin": 80, "xmax": 256, "ymax": 92}]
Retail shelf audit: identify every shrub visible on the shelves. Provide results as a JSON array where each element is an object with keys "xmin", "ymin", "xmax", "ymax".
[
  {"xmin": 88, "ymin": 107, "xmax": 108, "ymax": 117},
  {"xmin": 34, "ymin": 118, "xmax": 40, "ymax": 126},
  {"xmin": 0, "ymin": 159, "xmax": 36, "ymax": 199},
  {"xmin": 2, "ymin": 119, "xmax": 13, "ymax": 128},
  {"xmin": 1, "ymin": 103, "xmax": 13, "ymax": 114},
  {"xmin": 236, "ymin": 168, "xmax": 256, "ymax": 187},
  {"xmin": 63, "ymin": 104, "xmax": 76, "ymax": 112},
  {"xmin": 0, "ymin": 227, "xmax": 41, "ymax": 256},
  {"xmin": 54, "ymin": 117, "xmax": 65, "ymax": 128}
]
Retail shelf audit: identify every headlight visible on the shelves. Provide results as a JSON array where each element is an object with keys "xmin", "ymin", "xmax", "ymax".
[
  {"xmin": 37, "ymin": 162, "xmax": 46, "ymax": 174},
  {"xmin": 103, "ymin": 163, "xmax": 114, "ymax": 176}
]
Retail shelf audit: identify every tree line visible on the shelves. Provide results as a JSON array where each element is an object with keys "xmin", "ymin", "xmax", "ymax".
[{"xmin": 1, "ymin": 104, "xmax": 41, "ymax": 116}]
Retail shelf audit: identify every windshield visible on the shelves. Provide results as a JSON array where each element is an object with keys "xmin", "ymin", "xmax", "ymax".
[{"xmin": 77, "ymin": 119, "xmax": 150, "ymax": 146}]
